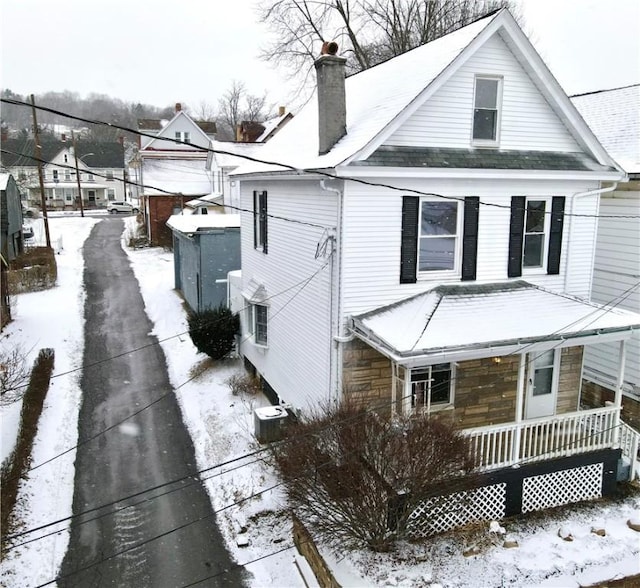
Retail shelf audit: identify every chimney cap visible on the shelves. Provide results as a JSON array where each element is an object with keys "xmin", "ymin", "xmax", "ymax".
[{"xmin": 321, "ymin": 41, "xmax": 339, "ymax": 56}]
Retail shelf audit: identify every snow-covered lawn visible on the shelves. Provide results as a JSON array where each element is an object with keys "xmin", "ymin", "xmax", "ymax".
[{"xmin": 2, "ymin": 215, "xmax": 639, "ymax": 587}]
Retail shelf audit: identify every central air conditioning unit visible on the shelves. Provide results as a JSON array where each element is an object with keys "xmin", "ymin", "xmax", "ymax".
[{"xmin": 254, "ymin": 405, "xmax": 289, "ymax": 443}]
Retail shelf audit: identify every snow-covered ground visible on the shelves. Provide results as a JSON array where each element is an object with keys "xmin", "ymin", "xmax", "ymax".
[{"xmin": 1, "ymin": 215, "xmax": 639, "ymax": 587}]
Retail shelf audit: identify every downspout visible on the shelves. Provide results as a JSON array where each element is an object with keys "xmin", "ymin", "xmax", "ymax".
[
  {"xmin": 320, "ymin": 179, "xmax": 348, "ymax": 405},
  {"xmin": 564, "ymin": 182, "xmax": 618, "ymax": 294}
]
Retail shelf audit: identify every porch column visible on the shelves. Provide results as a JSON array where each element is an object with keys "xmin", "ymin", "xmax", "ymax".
[
  {"xmin": 613, "ymin": 339, "xmax": 626, "ymax": 445},
  {"xmin": 513, "ymin": 353, "xmax": 527, "ymax": 462}
]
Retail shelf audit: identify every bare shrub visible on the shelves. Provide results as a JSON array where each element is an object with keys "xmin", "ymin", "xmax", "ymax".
[
  {"xmin": 0, "ymin": 337, "xmax": 30, "ymax": 405},
  {"xmin": 272, "ymin": 402, "xmax": 476, "ymax": 552},
  {"xmin": 226, "ymin": 373, "xmax": 262, "ymax": 396}
]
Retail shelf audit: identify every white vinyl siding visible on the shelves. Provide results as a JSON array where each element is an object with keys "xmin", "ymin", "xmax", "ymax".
[
  {"xmin": 386, "ymin": 34, "xmax": 581, "ymax": 152},
  {"xmin": 340, "ymin": 177, "xmax": 599, "ymax": 316},
  {"xmin": 584, "ymin": 193, "xmax": 640, "ymax": 393},
  {"xmin": 239, "ymin": 179, "xmax": 338, "ymax": 411}
]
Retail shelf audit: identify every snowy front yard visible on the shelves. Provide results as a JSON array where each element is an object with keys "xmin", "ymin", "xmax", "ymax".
[{"xmin": 1, "ymin": 215, "xmax": 639, "ymax": 587}]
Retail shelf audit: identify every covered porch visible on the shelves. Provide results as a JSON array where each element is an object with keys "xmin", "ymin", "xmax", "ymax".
[{"xmin": 349, "ymin": 282, "xmax": 640, "ymax": 480}]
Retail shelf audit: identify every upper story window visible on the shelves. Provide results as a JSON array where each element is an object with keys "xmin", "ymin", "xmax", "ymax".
[
  {"xmin": 52, "ymin": 170, "xmax": 59, "ymax": 181},
  {"xmin": 64, "ymin": 170, "xmax": 71, "ymax": 181},
  {"xmin": 106, "ymin": 170, "xmax": 114, "ymax": 180},
  {"xmin": 472, "ymin": 76, "xmax": 501, "ymax": 144},
  {"xmin": 64, "ymin": 154, "xmax": 68, "ymax": 163},
  {"xmin": 253, "ymin": 190, "xmax": 268, "ymax": 253},
  {"xmin": 401, "ymin": 196, "xmax": 480, "ymax": 284},
  {"xmin": 508, "ymin": 196, "xmax": 565, "ymax": 277},
  {"xmin": 419, "ymin": 201, "xmax": 459, "ymax": 272},
  {"xmin": 175, "ymin": 131, "xmax": 191, "ymax": 144}
]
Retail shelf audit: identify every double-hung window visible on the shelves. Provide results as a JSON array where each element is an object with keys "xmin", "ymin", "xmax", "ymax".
[
  {"xmin": 248, "ymin": 303, "xmax": 268, "ymax": 346},
  {"xmin": 253, "ymin": 191, "xmax": 268, "ymax": 253},
  {"xmin": 508, "ymin": 196, "xmax": 565, "ymax": 277},
  {"xmin": 418, "ymin": 200, "xmax": 460, "ymax": 272},
  {"xmin": 472, "ymin": 76, "xmax": 501, "ymax": 144},
  {"xmin": 410, "ymin": 364, "xmax": 453, "ymax": 412},
  {"xmin": 401, "ymin": 196, "xmax": 479, "ymax": 283},
  {"xmin": 175, "ymin": 131, "xmax": 191, "ymax": 144}
]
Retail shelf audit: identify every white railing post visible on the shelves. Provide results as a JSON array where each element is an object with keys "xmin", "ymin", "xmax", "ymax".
[
  {"xmin": 513, "ymin": 354, "xmax": 526, "ymax": 463},
  {"xmin": 613, "ymin": 340, "xmax": 627, "ymax": 447}
]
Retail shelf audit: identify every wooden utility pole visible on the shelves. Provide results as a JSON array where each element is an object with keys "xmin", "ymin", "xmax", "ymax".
[
  {"xmin": 30, "ymin": 94, "xmax": 51, "ymax": 249},
  {"xmin": 72, "ymin": 132, "xmax": 85, "ymax": 217}
]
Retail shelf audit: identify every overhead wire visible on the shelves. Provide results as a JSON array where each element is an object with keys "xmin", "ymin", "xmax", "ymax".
[
  {"xmin": 8, "ymin": 278, "xmax": 637, "ymax": 553},
  {"xmin": 2, "ymin": 97, "xmax": 639, "ymax": 220}
]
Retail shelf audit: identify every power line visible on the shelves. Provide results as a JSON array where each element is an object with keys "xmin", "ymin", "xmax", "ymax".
[
  {"xmin": 2, "ymin": 97, "xmax": 639, "ymax": 220},
  {"xmin": 7, "ymin": 279, "xmax": 637, "ymax": 552}
]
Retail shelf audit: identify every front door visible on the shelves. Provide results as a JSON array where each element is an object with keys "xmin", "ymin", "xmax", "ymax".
[{"xmin": 524, "ymin": 349, "xmax": 559, "ymax": 419}]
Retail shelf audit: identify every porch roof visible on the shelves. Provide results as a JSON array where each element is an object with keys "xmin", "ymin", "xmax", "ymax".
[{"xmin": 350, "ymin": 281, "xmax": 640, "ymax": 365}]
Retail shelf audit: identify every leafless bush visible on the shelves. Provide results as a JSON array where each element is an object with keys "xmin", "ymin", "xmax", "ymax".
[
  {"xmin": 272, "ymin": 402, "xmax": 476, "ymax": 552},
  {"xmin": 226, "ymin": 373, "xmax": 262, "ymax": 396},
  {"xmin": 0, "ymin": 338, "xmax": 30, "ymax": 405}
]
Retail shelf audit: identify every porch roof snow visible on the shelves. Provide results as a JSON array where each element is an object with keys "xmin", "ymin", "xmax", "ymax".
[
  {"xmin": 167, "ymin": 213, "xmax": 240, "ymax": 233},
  {"xmin": 351, "ymin": 281, "xmax": 640, "ymax": 360},
  {"xmin": 142, "ymin": 158, "xmax": 211, "ymax": 196}
]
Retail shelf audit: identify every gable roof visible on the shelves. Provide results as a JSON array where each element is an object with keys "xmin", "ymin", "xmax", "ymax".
[
  {"xmin": 351, "ymin": 281, "xmax": 640, "ymax": 366},
  {"xmin": 142, "ymin": 111, "xmax": 213, "ymax": 151},
  {"xmin": 570, "ymin": 84, "xmax": 640, "ymax": 174},
  {"xmin": 234, "ymin": 9, "xmax": 620, "ymax": 177},
  {"xmin": 1, "ymin": 138, "xmax": 125, "ymax": 168}
]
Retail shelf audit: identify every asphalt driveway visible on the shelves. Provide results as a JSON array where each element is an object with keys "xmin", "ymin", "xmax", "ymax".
[{"xmin": 59, "ymin": 218, "xmax": 246, "ymax": 587}]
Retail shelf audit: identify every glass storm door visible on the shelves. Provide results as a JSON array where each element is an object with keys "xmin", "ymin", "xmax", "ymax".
[{"xmin": 525, "ymin": 349, "xmax": 558, "ymax": 419}]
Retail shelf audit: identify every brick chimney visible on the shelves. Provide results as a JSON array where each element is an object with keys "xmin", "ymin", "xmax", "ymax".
[
  {"xmin": 175, "ymin": 102, "xmax": 182, "ymax": 112},
  {"xmin": 314, "ymin": 42, "xmax": 347, "ymax": 155},
  {"xmin": 278, "ymin": 106, "xmax": 286, "ymax": 117}
]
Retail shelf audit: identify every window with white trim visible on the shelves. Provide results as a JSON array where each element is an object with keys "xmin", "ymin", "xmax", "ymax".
[
  {"xmin": 410, "ymin": 363, "xmax": 453, "ymax": 411},
  {"xmin": 106, "ymin": 170, "xmax": 114, "ymax": 180},
  {"xmin": 418, "ymin": 200, "xmax": 460, "ymax": 272},
  {"xmin": 52, "ymin": 170, "xmax": 59, "ymax": 181},
  {"xmin": 523, "ymin": 199, "xmax": 548, "ymax": 268},
  {"xmin": 248, "ymin": 303, "xmax": 268, "ymax": 346},
  {"xmin": 175, "ymin": 131, "xmax": 191, "ymax": 144},
  {"xmin": 472, "ymin": 76, "xmax": 501, "ymax": 143},
  {"xmin": 253, "ymin": 190, "xmax": 268, "ymax": 253},
  {"xmin": 107, "ymin": 189, "xmax": 115, "ymax": 201}
]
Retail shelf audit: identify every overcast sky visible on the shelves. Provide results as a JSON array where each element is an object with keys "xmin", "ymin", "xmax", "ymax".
[{"xmin": 1, "ymin": 0, "xmax": 638, "ymax": 114}]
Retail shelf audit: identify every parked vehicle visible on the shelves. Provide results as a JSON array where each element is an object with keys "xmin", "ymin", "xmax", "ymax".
[{"xmin": 107, "ymin": 201, "xmax": 139, "ymax": 214}]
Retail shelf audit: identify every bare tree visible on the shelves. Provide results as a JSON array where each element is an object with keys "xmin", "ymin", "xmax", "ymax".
[
  {"xmin": 272, "ymin": 402, "xmax": 476, "ymax": 551},
  {"xmin": 216, "ymin": 81, "xmax": 271, "ymax": 141},
  {"xmin": 259, "ymin": 0, "xmax": 521, "ymax": 82}
]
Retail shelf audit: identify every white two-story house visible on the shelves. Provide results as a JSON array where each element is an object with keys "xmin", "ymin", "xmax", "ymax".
[{"xmin": 233, "ymin": 10, "xmax": 640, "ymax": 525}]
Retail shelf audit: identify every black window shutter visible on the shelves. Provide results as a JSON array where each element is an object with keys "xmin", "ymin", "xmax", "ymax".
[
  {"xmin": 400, "ymin": 196, "xmax": 419, "ymax": 284},
  {"xmin": 547, "ymin": 196, "xmax": 565, "ymax": 275},
  {"xmin": 260, "ymin": 191, "xmax": 268, "ymax": 254},
  {"xmin": 508, "ymin": 196, "xmax": 525, "ymax": 278},
  {"xmin": 252, "ymin": 190, "xmax": 258, "ymax": 249},
  {"xmin": 461, "ymin": 197, "xmax": 480, "ymax": 281}
]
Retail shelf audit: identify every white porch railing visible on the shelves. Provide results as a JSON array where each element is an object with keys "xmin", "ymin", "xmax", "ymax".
[
  {"xmin": 462, "ymin": 406, "xmax": 620, "ymax": 472},
  {"xmin": 619, "ymin": 422, "xmax": 640, "ymax": 481}
]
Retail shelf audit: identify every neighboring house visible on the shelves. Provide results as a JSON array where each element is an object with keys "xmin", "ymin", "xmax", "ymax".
[
  {"xmin": 233, "ymin": 9, "xmax": 640, "ymax": 526},
  {"xmin": 137, "ymin": 104, "xmax": 216, "ymax": 247},
  {"xmin": 1, "ymin": 136, "xmax": 126, "ymax": 210},
  {"xmin": 0, "ymin": 173, "xmax": 23, "ymax": 327},
  {"xmin": 235, "ymin": 107, "xmax": 293, "ymax": 143},
  {"xmin": 166, "ymin": 213, "xmax": 240, "ymax": 313},
  {"xmin": 571, "ymin": 84, "xmax": 640, "ymax": 429}
]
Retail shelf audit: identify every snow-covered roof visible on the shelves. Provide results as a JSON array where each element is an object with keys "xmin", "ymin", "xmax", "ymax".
[
  {"xmin": 255, "ymin": 111, "xmax": 292, "ymax": 142},
  {"xmin": 211, "ymin": 140, "xmax": 264, "ymax": 169},
  {"xmin": 351, "ymin": 282, "xmax": 640, "ymax": 365},
  {"xmin": 571, "ymin": 85, "xmax": 640, "ymax": 174},
  {"xmin": 142, "ymin": 158, "xmax": 212, "ymax": 196},
  {"xmin": 167, "ymin": 213, "xmax": 240, "ymax": 234},
  {"xmin": 185, "ymin": 193, "xmax": 223, "ymax": 208}
]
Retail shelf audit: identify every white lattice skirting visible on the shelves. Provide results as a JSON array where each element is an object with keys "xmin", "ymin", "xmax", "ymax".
[
  {"xmin": 522, "ymin": 463, "xmax": 603, "ymax": 513},
  {"xmin": 407, "ymin": 483, "xmax": 506, "ymax": 538}
]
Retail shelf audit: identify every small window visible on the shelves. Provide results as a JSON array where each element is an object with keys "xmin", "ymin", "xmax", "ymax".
[
  {"xmin": 52, "ymin": 170, "xmax": 59, "ymax": 181},
  {"xmin": 64, "ymin": 154, "xmax": 68, "ymax": 163},
  {"xmin": 175, "ymin": 131, "xmax": 191, "ymax": 144},
  {"xmin": 87, "ymin": 173, "xmax": 94, "ymax": 181},
  {"xmin": 253, "ymin": 191, "xmax": 268, "ymax": 253},
  {"xmin": 473, "ymin": 77, "xmax": 501, "ymax": 143},
  {"xmin": 411, "ymin": 364, "xmax": 453, "ymax": 411},
  {"xmin": 106, "ymin": 170, "xmax": 114, "ymax": 180},
  {"xmin": 248, "ymin": 303, "xmax": 268, "ymax": 346},
  {"xmin": 523, "ymin": 199, "xmax": 547, "ymax": 268},
  {"xmin": 418, "ymin": 200, "xmax": 459, "ymax": 272},
  {"xmin": 64, "ymin": 170, "xmax": 71, "ymax": 181}
]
